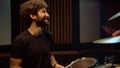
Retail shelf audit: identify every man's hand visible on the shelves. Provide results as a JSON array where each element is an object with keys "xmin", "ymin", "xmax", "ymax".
[{"xmin": 55, "ymin": 64, "xmax": 64, "ymax": 68}]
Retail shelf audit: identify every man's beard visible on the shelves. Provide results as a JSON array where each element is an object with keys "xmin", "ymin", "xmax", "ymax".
[{"xmin": 36, "ymin": 16, "xmax": 49, "ymax": 27}]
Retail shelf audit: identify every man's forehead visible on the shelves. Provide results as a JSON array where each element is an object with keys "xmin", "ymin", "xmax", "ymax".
[{"xmin": 39, "ymin": 8, "xmax": 47, "ymax": 11}]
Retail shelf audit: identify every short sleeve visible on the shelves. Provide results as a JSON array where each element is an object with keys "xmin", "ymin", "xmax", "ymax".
[{"xmin": 11, "ymin": 37, "xmax": 24, "ymax": 59}]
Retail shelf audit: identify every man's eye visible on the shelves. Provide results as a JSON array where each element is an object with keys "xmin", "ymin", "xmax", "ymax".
[{"xmin": 41, "ymin": 10, "xmax": 45, "ymax": 13}]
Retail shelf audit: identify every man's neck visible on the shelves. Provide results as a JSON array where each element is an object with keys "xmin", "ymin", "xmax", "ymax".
[{"xmin": 28, "ymin": 22, "xmax": 42, "ymax": 36}]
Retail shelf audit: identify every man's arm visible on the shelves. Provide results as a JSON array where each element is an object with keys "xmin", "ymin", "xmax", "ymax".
[
  {"xmin": 50, "ymin": 55, "xmax": 58, "ymax": 67},
  {"xmin": 50, "ymin": 55, "xmax": 64, "ymax": 68},
  {"xmin": 10, "ymin": 58, "xmax": 22, "ymax": 68}
]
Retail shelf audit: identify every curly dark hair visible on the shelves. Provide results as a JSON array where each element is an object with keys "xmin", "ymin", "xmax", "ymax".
[{"xmin": 20, "ymin": 0, "xmax": 48, "ymax": 26}]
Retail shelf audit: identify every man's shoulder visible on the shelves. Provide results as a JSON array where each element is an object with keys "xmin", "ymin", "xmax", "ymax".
[
  {"xmin": 43, "ymin": 30, "xmax": 53, "ymax": 36},
  {"xmin": 14, "ymin": 31, "xmax": 29, "ymax": 40},
  {"xmin": 43, "ymin": 30, "xmax": 53, "ymax": 39}
]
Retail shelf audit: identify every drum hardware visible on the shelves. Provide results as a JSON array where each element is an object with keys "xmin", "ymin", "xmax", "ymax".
[
  {"xmin": 95, "ymin": 63, "xmax": 120, "ymax": 68},
  {"xmin": 104, "ymin": 56, "xmax": 115, "ymax": 68}
]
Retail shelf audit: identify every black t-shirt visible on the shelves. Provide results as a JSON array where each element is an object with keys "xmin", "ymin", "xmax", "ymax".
[{"xmin": 11, "ymin": 30, "xmax": 53, "ymax": 68}]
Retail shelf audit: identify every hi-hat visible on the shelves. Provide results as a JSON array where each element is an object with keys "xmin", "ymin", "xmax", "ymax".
[{"xmin": 93, "ymin": 36, "xmax": 120, "ymax": 44}]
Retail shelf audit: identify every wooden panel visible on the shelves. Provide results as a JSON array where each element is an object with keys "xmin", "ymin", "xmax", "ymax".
[{"xmin": 45, "ymin": 0, "xmax": 73, "ymax": 45}]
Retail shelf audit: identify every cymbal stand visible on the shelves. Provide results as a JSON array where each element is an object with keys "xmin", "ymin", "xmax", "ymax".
[{"xmin": 104, "ymin": 44, "xmax": 115, "ymax": 68}]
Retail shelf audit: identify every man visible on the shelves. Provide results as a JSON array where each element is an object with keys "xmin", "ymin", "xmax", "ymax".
[{"xmin": 10, "ymin": 0, "xmax": 64, "ymax": 68}]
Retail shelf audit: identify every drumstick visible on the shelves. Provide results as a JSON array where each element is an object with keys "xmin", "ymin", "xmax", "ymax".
[{"xmin": 65, "ymin": 59, "xmax": 80, "ymax": 68}]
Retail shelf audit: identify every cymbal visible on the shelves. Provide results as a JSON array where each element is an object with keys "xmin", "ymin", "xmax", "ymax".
[
  {"xmin": 108, "ymin": 11, "xmax": 120, "ymax": 21},
  {"xmin": 93, "ymin": 36, "xmax": 120, "ymax": 44},
  {"xmin": 70, "ymin": 57, "xmax": 97, "ymax": 68}
]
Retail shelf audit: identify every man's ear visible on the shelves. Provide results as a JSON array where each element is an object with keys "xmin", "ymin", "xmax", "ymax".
[{"xmin": 30, "ymin": 14, "xmax": 36, "ymax": 19}]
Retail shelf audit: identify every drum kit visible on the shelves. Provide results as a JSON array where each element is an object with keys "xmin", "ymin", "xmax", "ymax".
[
  {"xmin": 65, "ymin": 36, "xmax": 120, "ymax": 68},
  {"xmin": 64, "ymin": 12, "xmax": 120, "ymax": 68}
]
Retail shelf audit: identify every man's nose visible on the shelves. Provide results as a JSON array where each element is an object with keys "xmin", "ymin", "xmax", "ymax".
[{"xmin": 45, "ymin": 12, "xmax": 49, "ymax": 17}]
